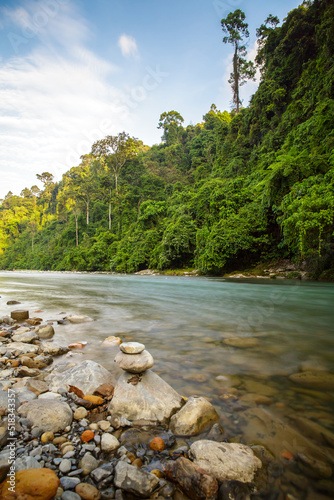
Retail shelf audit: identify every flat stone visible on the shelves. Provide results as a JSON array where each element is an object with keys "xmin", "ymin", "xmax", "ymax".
[
  {"xmin": 16, "ymin": 366, "xmax": 41, "ymax": 377},
  {"xmin": 223, "ymin": 337, "xmax": 259, "ymax": 348},
  {"xmin": 38, "ymin": 391, "xmax": 62, "ymax": 400},
  {"xmin": 18, "ymin": 399, "xmax": 73, "ymax": 432},
  {"xmin": 61, "ymin": 476, "xmax": 81, "ymax": 490},
  {"xmin": 47, "ymin": 360, "xmax": 113, "ymax": 394},
  {"xmin": 15, "ymin": 455, "xmax": 42, "ymax": 471},
  {"xmin": 120, "ymin": 342, "xmax": 145, "ymax": 354},
  {"xmin": 114, "ymin": 350, "xmax": 154, "ymax": 373},
  {"xmin": 12, "ymin": 330, "xmax": 38, "ymax": 343},
  {"xmin": 109, "ymin": 369, "xmax": 183, "ymax": 425},
  {"xmin": 189, "ymin": 440, "xmax": 262, "ymax": 483},
  {"xmin": 67, "ymin": 315, "xmax": 93, "ymax": 323},
  {"xmin": 39, "ymin": 342, "xmax": 70, "ymax": 356},
  {"xmin": 35, "ymin": 324, "xmax": 55, "ymax": 339},
  {"xmin": 102, "ymin": 336, "xmax": 122, "ymax": 346},
  {"xmin": 114, "ymin": 461, "xmax": 159, "ymax": 497},
  {"xmin": 15, "ymin": 387, "xmax": 38, "ymax": 404},
  {"xmin": 169, "ymin": 396, "xmax": 219, "ymax": 436},
  {"xmin": 0, "ymin": 342, "xmax": 39, "ymax": 355},
  {"xmin": 289, "ymin": 371, "xmax": 334, "ymax": 390},
  {"xmin": 27, "ymin": 379, "xmax": 49, "ymax": 396}
]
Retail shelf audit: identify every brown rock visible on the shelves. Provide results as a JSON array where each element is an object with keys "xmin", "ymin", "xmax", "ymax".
[
  {"xmin": 132, "ymin": 458, "xmax": 143, "ymax": 467},
  {"xmin": 75, "ymin": 482, "xmax": 101, "ymax": 500},
  {"xmin": 75, "ymin": 398, "xmax": 94, "ymax": 409},
  {"xmin": 94, "ymin": 383, "xmax": 114, "ymax": 398},
  {"xmin": 102, "ymin": 336, "xmax": 122, "ymax": 346},
  {"xmin": 165, "ymin": 456, "xmax": 218, "ymax": 500},
  {"xmin": 41, "ymin": 431, "xmax": 54, "ymax": 443},
  {"xmin": 10, "ymin": 310, "xmax": 29, "ymax": 321},
  {"xmin": 16, "ymin": 366, "xmax": 40, "ymax": 378},
  {"xmin": 26, "ymin": 318, "xmax": 43, "ymax": 326},
  {"xmin": 0, "ymin": 468, "xmax": 59, "ymax": 499},
  {"xmin": 5, "ymin": 359, "xmax": 20, "ymax": 368},
  {"xmin": 83, "ymin": 395, "xmax": 104, "ymax": 406}
]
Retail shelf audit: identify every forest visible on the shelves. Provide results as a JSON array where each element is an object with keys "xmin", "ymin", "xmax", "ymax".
[{"xmin": 0, "ymin": 0, "xmax": 333, "ymax": 279}]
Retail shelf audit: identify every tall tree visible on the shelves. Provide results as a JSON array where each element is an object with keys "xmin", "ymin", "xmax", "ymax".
[
  {"xmin": 91, "ymin": 132, "xmax": 142, "ymax": 195},
  {"xmin": 221, "ymin": 9, "xmax": 256, "ymax": 112},
  {"xmin": 158, "ymin": 111, "xmax": 184, "ymax": 145}
]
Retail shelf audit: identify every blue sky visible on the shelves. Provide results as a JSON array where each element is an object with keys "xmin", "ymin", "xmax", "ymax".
[{"xmin": 0, "ymin": 0, "xmax": 302, "ymax": 198}]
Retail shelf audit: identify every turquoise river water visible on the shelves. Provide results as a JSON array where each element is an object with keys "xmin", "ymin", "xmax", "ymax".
[{"xmin": 0, "ymin": 271, "xmax": 334, "ymax": 498}]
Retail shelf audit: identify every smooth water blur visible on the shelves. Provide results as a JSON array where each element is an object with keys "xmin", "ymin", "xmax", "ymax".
[{"xmin": 1, "ymin": 271, "xmax": 334, "ymax": 495}]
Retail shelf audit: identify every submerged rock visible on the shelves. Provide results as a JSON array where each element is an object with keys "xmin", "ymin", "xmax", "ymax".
[
  {"xmin": 165, "ymin": 456, "xmax": 218, "ymax": 500},
  {"xmin": 67, "ymin": 314, "xmax": 93, "ymax": 323},
  {"xmin": 189, "ymin": 440, "xmax": 262, "ymax": 483},
  {"xmin": 18, "ymin": 399, "xmax": 73, "ymax": 432},
  {"xmin": 169, "ymin": 396, "xmax": 219, "ymax": 436},
  {"xmin": 47, "ymin": 359, "xmax": 113, "ymax": 394},
  {"xmin": 223, "ymin": 337, "xmax": 259, "ymax": 348},
  {"xmin": 289, "ymin": 371, "xmax": 334, "ymax": 391},
  {"xmin": 109, "ymin": 369, "xmax": 183, "ymax": 425}
]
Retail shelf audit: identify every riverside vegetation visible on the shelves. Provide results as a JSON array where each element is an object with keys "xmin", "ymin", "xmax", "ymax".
[{"xmin": 0, "ymin": 0, "xmax": 333, "ymax": 278}]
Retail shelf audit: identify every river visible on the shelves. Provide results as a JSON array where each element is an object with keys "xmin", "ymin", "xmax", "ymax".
[{"xmin": 1, "ymin": 271, "xmax": 334, "ymax": 497}]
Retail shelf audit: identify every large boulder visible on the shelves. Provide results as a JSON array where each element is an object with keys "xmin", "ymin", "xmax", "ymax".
[
  {"xmin": 47, "ymin": 359, "xmax": 113, "ymax": 394},
  {"xmin": 114, "ymin": 461, "xmax": 159, "ymax": 497},
  {"xmin": 18, "ymin": 399, "xmax": 72, "ymax": 432},
  {"xmin": 169, "ymin": 396, "xmax": 219, "ymax": 436},
  {"xmin": 189, "ymin": 440, "xmax": 262, "ymax": 483},
  {"xmin": 109, "ymin": 369, "xmax": 183, "ymax": 425},
  {"xmin": 0, "ymin": 468, "xmax": 59, "ymax": 500},
  {"xmin": 114, "ymin": 350, "xmax": 154, "ymax": 373}
]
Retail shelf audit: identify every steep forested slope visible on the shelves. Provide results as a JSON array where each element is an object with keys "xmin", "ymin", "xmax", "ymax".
[{"xmin": 0, "ymin": 0, "xmax": 333, "ymax": 278}]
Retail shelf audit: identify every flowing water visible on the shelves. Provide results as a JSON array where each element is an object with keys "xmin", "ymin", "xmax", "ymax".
[{"xmin": 1, "ymin": 271, "xmax": 334, "ymax": 498}]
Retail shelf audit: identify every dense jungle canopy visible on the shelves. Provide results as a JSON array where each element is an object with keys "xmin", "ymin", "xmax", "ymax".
[{"xmin": 1, "ymin": 0, "xmax": 333, "ymax": 278}]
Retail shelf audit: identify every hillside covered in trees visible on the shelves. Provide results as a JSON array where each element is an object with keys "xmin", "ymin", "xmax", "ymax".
[{"xmin": 0, "ymin": 0, "xmax": 333, "ymax": 278}]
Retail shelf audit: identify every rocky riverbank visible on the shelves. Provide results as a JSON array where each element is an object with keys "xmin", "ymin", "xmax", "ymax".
[
  {"xmin": 0, "ymin": 305, "xmax": 334, "ymax": 499},
  {"xmin": 0, "ymin": 306, "xmax": 265, "ymax": 500}
]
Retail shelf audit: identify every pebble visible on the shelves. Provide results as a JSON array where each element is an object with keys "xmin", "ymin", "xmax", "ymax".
[
  {"xmin": 60, "ymin": 476, "xmax": 81, "ymax": 490},
  {"xmin": 75, "ymin": 482, "xmax": 101, "ymax": 500},
  {"xmin": 81, "ymin": 430, "xmax": 95, "ymax": 442},
  {"xmin": 62, "ymin": 492, "xmax": 82, "ymax": 500},
  {"xmin": 41, "ymin": 431, "xmax": 55, "ymax": 443},
  {"xmin": 79, "ymin": 452, "xmax": 99, "ymax": 475},
  {"xmin": 101, "ymin": 433, "xmax": 120, "ymax": 452},
  {"xmin": 59, "ymin": 458, "xmax": 72, "ymax": 474},
  {"xmin": 74, "ymin": 407, "xmax": 88, "ymax": 420}
]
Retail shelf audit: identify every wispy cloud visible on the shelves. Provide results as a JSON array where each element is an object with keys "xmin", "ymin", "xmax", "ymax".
[
  {"xmin": 118, "ymin": 34, "xmax": 140, "ymax": 60},
  {"xmin": 0, "ymin": 1, "xmax": 132, "ymax": 197}
]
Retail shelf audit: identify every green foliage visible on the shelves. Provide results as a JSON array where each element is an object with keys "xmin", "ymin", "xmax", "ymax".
[{"xmin": 0, "ymin": 0, "xmax": 333, "ymax": 278}]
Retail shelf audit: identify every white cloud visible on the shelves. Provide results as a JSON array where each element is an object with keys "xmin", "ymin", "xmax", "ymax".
[
  {"xmin": 118, "ymin": 34, "xmax": 139, "ymax": 60},
  {"xmin": 0, "ymin": 1, "xmax": 134, "ymax": 198}
]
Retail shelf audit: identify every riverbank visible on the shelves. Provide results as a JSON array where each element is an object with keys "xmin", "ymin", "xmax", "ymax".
[{"xmin": 0, "ymin": 308, "xmax": 264, "ymax": 499}]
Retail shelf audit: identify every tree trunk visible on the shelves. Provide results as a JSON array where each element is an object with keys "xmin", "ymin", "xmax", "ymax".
[
  {"xmin": 108, "ymin": 202, "xmax": 111, "ymax": 230},
  {"xmin": 233, "ymin": 45, "xmax": 239, "ymax": 112},
  {"xmin": 86, "ymin": 199, "xmax": 89, "ymax": 225},
  {"xmin": 75, "ymin": 215, "xmax": 78, "ymax": 247}
]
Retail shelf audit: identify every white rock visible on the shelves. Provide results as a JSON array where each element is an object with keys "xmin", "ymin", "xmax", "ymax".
[
  {"xmin": 109, "ymin": 369, "xmax": 183, "ymax": 425},
  {"xmin": 38, "ymin": 392, "xmax": 62, "ymax": 400},
  {"xmin": 120, "ymin": 342, "xmax": 145, "ymax": 354},
  {"xmin": 114, "ymin": 350, "xmax": 154, "ymax": 373},
  {"xmin": 101, "ymin": 433, "xmax": 120, "ymax": 452},
  {"xmin": 114, "ymin": 461, "xmax": 159, "ymax": 496},
  {"xmin": 0, "ymin": 342, "xmax": 39, "ymax": 355},
  {"xmin": 189, "ymin": 440, "xmax": 262, "ymax": 483}
]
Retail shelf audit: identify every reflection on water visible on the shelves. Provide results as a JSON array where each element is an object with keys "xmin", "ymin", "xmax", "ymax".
[{"xmin": 1, "ymin": 271, "xmax": 334, "ymax": 497}]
